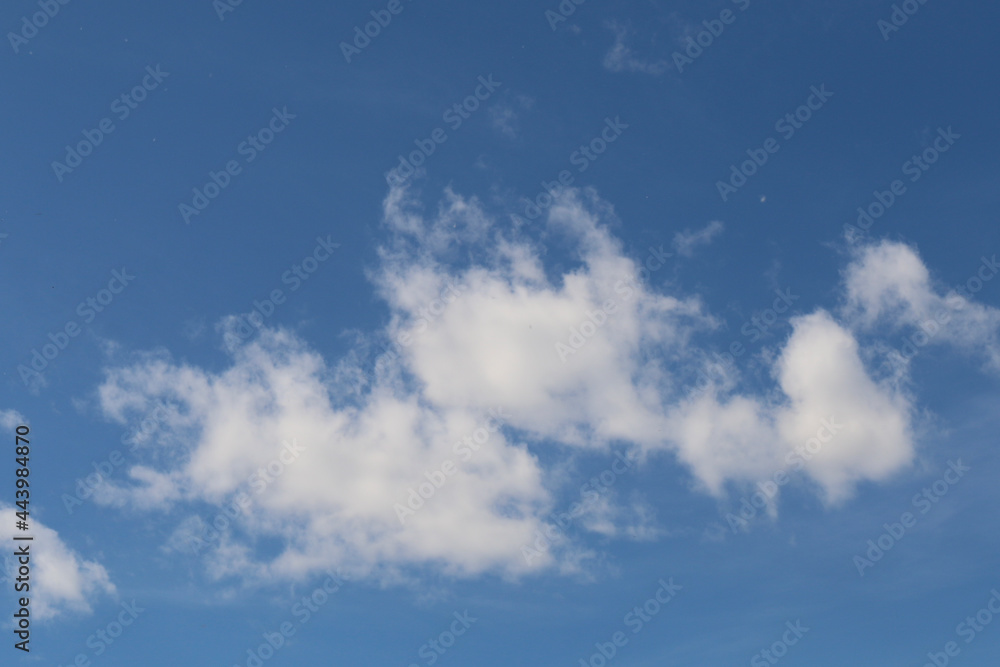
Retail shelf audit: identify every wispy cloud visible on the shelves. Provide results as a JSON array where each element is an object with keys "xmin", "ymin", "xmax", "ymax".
[
  {"xmin": 602, "ymin": 22, "xmax": 670, "ymax": 76},
  {"xmin": 490, "ymin": 94, "xmax": 534, "ymax": 139},
  {"xmin": 673, "ymin": 220, "xmax": 725, "ymax": 257}
]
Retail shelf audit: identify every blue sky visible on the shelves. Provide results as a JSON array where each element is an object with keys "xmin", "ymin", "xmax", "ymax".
[{"xmin": 2, "ymin": 0, "xmax": 1000, "ymax": 665}]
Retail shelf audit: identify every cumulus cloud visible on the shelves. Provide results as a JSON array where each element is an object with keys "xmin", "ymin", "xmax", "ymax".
[
  {"xmin": 0, "ymin": 414, "xmax": 115, "ymax": 621},
  {"xmin": 1, "ymin": 506, "xmax": 115, "ymax": 621},
  {"xmin": 93, "ymin": 188, "xmax": 716, "ymax": 583},
  {"xmin": 99, "ymin": 336, "xmax": 552, "ymax": 580},
  {"xmin": 89, "ymin": 187, "xmax": 999, "ymax": 584},
  {"xmin": 842, "ymin": 241, "xmax": 1000, "ymax": 371},
  {"xmin": 667, "ymin": 310, "xmax": 913, "ymax": 503}
]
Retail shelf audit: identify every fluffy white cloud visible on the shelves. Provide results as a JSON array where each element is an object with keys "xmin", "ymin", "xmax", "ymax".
[
  {"xmin": 0, "ymin": 413, "xmax": 114, "ymax": 620},
  {"xmin": 378, "ymin": 190, "xmax": 713, "ymax": 450},
  {"xmin": 93, "ymin": 187, "xmax": 994, "ymax": 582},
  {"xmin": 1, "ymin": 506, "xmax": 116, "ymax": 620},
  {"xmin": 843, "ymin": 241, "xmax": 1000, "ymax": 371},
  {"xmin": 99, "ymin": 331, "xmax": 552, "ymax": 581},
  {"xmin": 94, "ymin": 188, "xmax": 717, "ymax": 582},
  {"xmin": 666, "ymin": 310, "xmax": 913, "ymax": 503}
]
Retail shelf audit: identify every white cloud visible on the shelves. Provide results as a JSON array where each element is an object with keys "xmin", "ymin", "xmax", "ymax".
[
  {"xmin": 1, "ymin": 507, "xmax": 116, "ymax": 621},
  {"xmin": 842, "ymin": 241, "xmax": 1000, "ymax": 371},
  {"xmin": 774, "ymin": 311, "xmax": 913, "ymax": 500},
  {"xmin": 387, "ymin": 191, "xmax": 713, "ymax": 449},
  {"xmin": 666, "ymin": 311, "xmax": 913, "ymax": 503},
  {"xmin": 578, "ymin": 492, "xmax": 664, "ymax": 541},
  {"xmin": 602, "ymin": 22, "xmax": 670, "ymax": 76},
  {"xmin": 97, "ymin": 330, "xmax": 556, "ymax": 581},
  {"xmin": 92, "ymin": 189, "xmax": 990, "ymax": 583},
  {"xmin": 673, "ymin": 220, "xmax": 724, "ymax": 257},
  {"xmin": 490, "ymin": 106, "xmax": 519, "ymax": 139},
  {"xmin": 489, "ymin": 95, "xmax": 533, "ymax": 139},
  {"xmin": 0, "ymin": 408, "xmax": 114, "ymax": 621},
  {"xmin": 94, "ymin": 188, "xmax": 716, "ymax": 583},
  {"xmin": 0, "ymin": 409, "xmax": 25, "ymax": 431}
]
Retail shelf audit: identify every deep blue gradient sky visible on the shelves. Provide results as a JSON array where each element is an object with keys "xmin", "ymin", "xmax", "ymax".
[{"xmin": 2, "ymin": 1, "xmax": 999, "ymax": 666}]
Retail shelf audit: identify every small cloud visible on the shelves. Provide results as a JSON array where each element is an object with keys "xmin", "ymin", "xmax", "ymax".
[
  {"xmin": 672, "ymin": 220, "xmax": 725, "ymax": 257},
  {"xmin": 0, "ymin": 409, "xmax": 25, "ymax": 431},
  {"xmin": 181, "ymin": 318, "xmax": 207, "ymax": 341},
  {"xmin": 603, "ymin": 22, "xmax": 670, "ymax": 76},
  {"xmin": 0, "ymin": 506, "xmax": 116, "ymax": 620},
  {"xmin": 490, "ymin": 95, "xmax": 534, "ymax": 140},
  {"xmin": 842, "ymin": 240, "xmax": 1000, "ymax": 373},
  {"xmin": 490, "ymin": 106, "xmax": 519, "ymax": 139}
]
